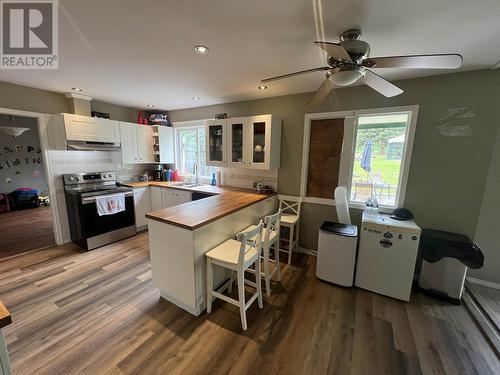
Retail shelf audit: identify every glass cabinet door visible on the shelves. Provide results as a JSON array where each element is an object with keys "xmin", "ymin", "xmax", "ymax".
[
  {"xmin": 208, "ymin": 124, "xmax": 224, "ymax": 162},
  {"xmin": 230, "ymin": 120, "xmax": 245, "ymax": 164},
  {"xmin": 252, "ymin": 121, "xmax": 266, "ymax": 164}
]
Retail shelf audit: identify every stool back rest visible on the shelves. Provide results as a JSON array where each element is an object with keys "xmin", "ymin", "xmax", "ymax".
[
  {"xmin": 263, "ymin": 210, "xmax": 281, "ymax": 251},
  {"xmin": 279, "ymin": 199, "xmax": 301, "ymax": 217},
  {"xmin": 236, "ymin": 221, "xmax": 263, "ymax": 266}
]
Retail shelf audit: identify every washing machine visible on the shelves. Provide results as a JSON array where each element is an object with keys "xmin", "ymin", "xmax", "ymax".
[{"xmin": 355, "ymin": 212, "xmax": 421, "ymax": 301}]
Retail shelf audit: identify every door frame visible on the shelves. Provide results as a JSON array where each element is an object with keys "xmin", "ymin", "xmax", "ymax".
[{"xmin": 0, "ymin": 107, "xmax": 63, "ymax": 245}]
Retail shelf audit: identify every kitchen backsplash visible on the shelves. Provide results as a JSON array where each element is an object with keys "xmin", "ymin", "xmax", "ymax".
[
  {"xmin": 48, "ymin": 150, "xmax": 150, "ymax": 243},
  {"xmin": 217, "ymin": 167, "xmax": 278, "ymax": 191}
]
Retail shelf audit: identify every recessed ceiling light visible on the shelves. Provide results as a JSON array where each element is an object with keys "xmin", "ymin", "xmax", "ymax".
[
  {"xmin": 192, "ymin": 96, "xmax": 200, "ymax": 100},
  {"xmin": 146, "ymin": 104, "xmax": 154, "ymax": 108},
  {"xmin": 72, "ymin": 87, "xmax": 82, "ymax": 92},
  {"xmin": 258, "ymin": 85, "xmax": 268, "ymax": 90},
  {"xmin": 194, "ymin": 45, "xmax": 209, "ymax": 54}
]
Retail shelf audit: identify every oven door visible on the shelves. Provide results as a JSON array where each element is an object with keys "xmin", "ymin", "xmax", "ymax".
[{"xmin": 80, "ymin": 191, "xmax": 135, "ymax": 238}]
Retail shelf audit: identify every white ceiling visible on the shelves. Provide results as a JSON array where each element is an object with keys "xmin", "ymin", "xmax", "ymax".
[{"xmin": 1, "ymin": 0, "xmax": 499, "ymax": 111}]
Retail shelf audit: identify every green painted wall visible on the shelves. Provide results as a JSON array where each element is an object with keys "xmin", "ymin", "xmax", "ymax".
[{"xmin": 168, "ymin": 69, "xmax": 500, "ymax": 252}]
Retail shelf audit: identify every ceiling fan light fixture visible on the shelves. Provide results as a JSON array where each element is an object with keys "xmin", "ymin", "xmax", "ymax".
[
  {"xmin": 331, "ymin": 67, "xmax": 365, "ymax": 86},
  {"xmin": 0, "ymin": 126, "xmax": 30, "ymax": 137}
]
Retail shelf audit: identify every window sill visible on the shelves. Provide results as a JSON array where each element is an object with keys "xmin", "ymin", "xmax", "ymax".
[{"xmin": 302, "ymin": 196, "xmax": 395, "ymax": 214}]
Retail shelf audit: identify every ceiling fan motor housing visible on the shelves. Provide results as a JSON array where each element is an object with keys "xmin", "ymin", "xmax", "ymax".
[{"xmin": 340, "ymin": 39, "xmax": 370, "ymax": 63}]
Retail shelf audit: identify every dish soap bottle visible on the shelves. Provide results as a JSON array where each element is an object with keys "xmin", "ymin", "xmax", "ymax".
[{"xmin": 211, "ymin": 172, "xmax": 217, "ymax": 186}]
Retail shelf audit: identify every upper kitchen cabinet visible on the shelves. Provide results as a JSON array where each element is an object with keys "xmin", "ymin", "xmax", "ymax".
[
  {"xmin": 206, "ymin": 119, "xmax": 227, "ymax": 167},
  {"xmin": 152, "ymin": 125, "xmax": 175, "ymax": 164},
  {"xmin": 247, "ymin": 115, "xmax": 281, "ymax": 170},
  {"xmin": 228, "ymin": 117, "xmax": 247, "ymax": 168},
  {"xmin": 47, "ymin": 113, "xmax": 120, "ymax": 150},
  {"xmin": 120, "ymin": 122, "xmax": 139, "ymax": 163},
  {"xmin": 63, "ymin": 113, "xmax": 120, "ymax": 143},
  {"xmin": 226, "ymin": 115, "xmax": 282, "ymax": 170},
  {"xmin": 119, "ymin": 122, "xmax": 154, "ymax": 164},
  {"xmin": 136, "ymin": 126, "xmax": 155, "ymax": 163}
]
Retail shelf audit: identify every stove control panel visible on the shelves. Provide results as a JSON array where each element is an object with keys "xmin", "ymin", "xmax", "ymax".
[{"xmin": 63, "ymin": 172, "xmax": 116, "ymax": 185}]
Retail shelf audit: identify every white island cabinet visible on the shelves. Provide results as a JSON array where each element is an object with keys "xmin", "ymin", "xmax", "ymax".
[{"xmin": 147, "ymin": 193, "xmax": 276, "ymax": 316}]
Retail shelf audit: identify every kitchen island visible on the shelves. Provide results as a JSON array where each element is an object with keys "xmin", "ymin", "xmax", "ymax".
[
  {"xmin": 0, "ymin": 300, "xmax": 12, "ymax": 375},
  {"xmin": 144, "ymin": 184, "xmax": 276, "ymax": 316}
]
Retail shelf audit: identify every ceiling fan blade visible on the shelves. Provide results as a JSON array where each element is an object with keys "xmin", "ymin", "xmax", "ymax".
[
  {"xmin": 364, "ymin": 54, "xmax": 463, "ymax": 69},
  {"xmin": 314, "ymin": 41, "xmax": 352, "ymax": 62},
  {"xmin": 361, "ymin": 70, "xmax": 403, "ymax": 97},
  {"xmin": 261, "ymin": 67, "xmax": 331, "ymax": 83},
  {"xmin": 309, "ymin": 77, "xmax": 336, "ymax": 106}
]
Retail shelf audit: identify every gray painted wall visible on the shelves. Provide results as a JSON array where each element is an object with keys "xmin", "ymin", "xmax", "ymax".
[
  {"xmin": 0, "ymin": 80, "xmax": 137, "ymax": 122},
  {"xmin": 470, "ymin": 127, "xmax": 500, "ymax": 283},
  {"xmin": 0, "ymin": 115, "xmax": 48, "ymax": 194},
  {"xmin": 167, "ymin": 70, "xmax": 500, "ymax": 267}
]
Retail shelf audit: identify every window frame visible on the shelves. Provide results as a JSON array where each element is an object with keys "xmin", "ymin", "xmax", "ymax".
[
  {"xmin": 300, "ymin": 105, "xmax": 419, "ymax": 212},
  {"xmin": 172, "ymin": 119, "xmax": 213, "ymax": 181}
]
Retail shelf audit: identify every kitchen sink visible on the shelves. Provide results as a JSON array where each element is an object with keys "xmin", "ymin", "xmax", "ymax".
[{"xmin": 170, "ymin": 182, "xmax": 206, "ymax": 188}]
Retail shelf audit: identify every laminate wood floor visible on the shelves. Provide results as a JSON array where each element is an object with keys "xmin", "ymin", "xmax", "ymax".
[
  {"xmin": 468, "ymin": 283, "xmax": 500, "ymax": 331},
  {"xmin": 0, "ymin": 206, "xmax": 55, "ymax": 259},
  {"xmin": 0, "ymin": 232, "xmax": 498, "ymax": 375}
]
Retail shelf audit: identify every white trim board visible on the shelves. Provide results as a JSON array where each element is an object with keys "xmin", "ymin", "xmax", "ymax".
[
  {"xmin": 466, "ymin": 277, "xmax": 500, "ymax": 291},
  {"xmin": 300, "ymin": 105, "xmax": 419, "ymax": 210}
]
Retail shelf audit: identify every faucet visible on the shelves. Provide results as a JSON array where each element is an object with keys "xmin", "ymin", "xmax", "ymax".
[{"xmin": 193, "ymin": 162, "xmax": 199, "ymax": 185}]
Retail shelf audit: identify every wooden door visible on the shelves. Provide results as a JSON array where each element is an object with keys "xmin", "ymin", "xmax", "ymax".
[{"xmin": 306, "ymin": 118, "xmax": 345, "ymax": 199}]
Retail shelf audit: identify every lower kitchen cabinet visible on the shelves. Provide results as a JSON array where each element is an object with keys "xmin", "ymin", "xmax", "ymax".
[
  {"xmin": 133, "ymin": 187, "xmax": 152, "ymax": 230},
  {"xmin": 150, "ymin": 186, "xmax": 163, "ymax": 211},
  {"xmin": 161, "ymin": 189, "xmax": 191, "ymax": 208}
]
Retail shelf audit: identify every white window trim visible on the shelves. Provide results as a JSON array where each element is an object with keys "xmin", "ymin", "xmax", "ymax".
[
  {"xmin": 172, "ymin": 119, "xmax": 212, "ymax": 181},
  {"xmin": 300, "ymin": 105, "xmax": 419, "ymax": 212}
]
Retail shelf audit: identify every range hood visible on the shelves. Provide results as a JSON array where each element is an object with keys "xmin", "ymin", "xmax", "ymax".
[{"xmin": 67, "ymin": 140, "xmax": 121, "ymax": 151}]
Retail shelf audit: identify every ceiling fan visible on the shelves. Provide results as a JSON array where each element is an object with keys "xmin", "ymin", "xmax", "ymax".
[{"xmin": 261, "ymin": 29, "xmax": 463, "ymax": 105}]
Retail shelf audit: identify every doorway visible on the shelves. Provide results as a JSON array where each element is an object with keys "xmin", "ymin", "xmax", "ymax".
[{"xmin": 0, "ymin": 114, "xmax": 55, "ymax": 258}]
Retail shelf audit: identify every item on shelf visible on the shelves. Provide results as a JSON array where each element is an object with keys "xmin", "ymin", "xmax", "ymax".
[
  {"xmin": 215, "ymin": 113, "xmax": 228, "ymax": 119},
  {"xmin": 137, "ymin": 111, "xmax": 146, "ymax": 125},
  {"xmin": 260, "ymin": 185, "xmax": 274, "ymax": 194},
  {"xmin": 216, "ymin": 170, "xmax": 222, "ymax": 186},
  {"xmin": 149, "ymin": 113, "xmax": 170, "ymax": 125},
  {"xmin": 91, "ymin": 111, "xmax": 110, "ymax": 119}
]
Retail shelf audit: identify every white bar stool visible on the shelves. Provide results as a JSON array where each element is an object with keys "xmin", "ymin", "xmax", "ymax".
[
  {"xmin": 278, "ymin": 198, "xmax": 302, "ymax": 264},
  {"xmin": 237, "ymin": 210, "xmax": 281, "ymax": 296},
  {"xmin": 206, "ymin": 222, "xmax": 264, "ymax": 331}
]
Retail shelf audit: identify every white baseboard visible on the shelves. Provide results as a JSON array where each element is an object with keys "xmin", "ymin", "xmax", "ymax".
[
  {"xmin": 297, "ymin": 246, "xmax": 317, "ymax": 256},
  {"xmin": 466, "ymin": 277, "xmax": 500, "ymax": 290}
]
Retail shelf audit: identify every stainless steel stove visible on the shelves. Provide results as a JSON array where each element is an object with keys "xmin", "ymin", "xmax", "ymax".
[{"xmin": 63, "ymin": 171, "xmax": 136, "ymax": 250}]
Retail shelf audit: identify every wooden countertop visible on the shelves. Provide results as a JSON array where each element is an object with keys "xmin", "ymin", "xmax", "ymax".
[
  {"xmin": 129, "ymin": 182, "xmax": 275, "ymax": 230},
  {"xmin": 0, "ymin": 300, "xmax": 11, "ymax": 329}
]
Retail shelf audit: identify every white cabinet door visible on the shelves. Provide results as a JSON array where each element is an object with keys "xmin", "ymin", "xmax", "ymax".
[
  {"xmin": 247, "ymin": 115, "xmax": 281, "ymax": 170},
  {"xmin": 227, "ymin": 117, "xmax": 248, "ymax": 168},
  {"xmin": 64, "ymin": 113, "xmax": 119, "ymax": 143},
  {"xmin": 150, "ymin": 186, "xmax": 163, "ymax": 211},
  {"xmin": 161, "ymin": 188, "xmax": 173, "ymax": 209},
  {"xmin": 161, "ymin": 188, "xmax": 191, "ymax": 208},
  {"xmin": 158, "ymin": 126, "xmax": 175, "ymax": 164},
  {"xmin": 136, "ymin": 126, "xmax": 154, "ymax": 163},
  {"xmin": 206, "ymin": 119, "xmax": 227, "ymax": 166},
  {"xmin": 120, "ymin": 122, "xmax": 139, "ymax": 164},
  {"xmin": 133, "ymin": 187, "xmax": 151, "ymax": 229},
  {"xmin": 172, "ymin": 190, "xmax": 191, "ymax": 205}
]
